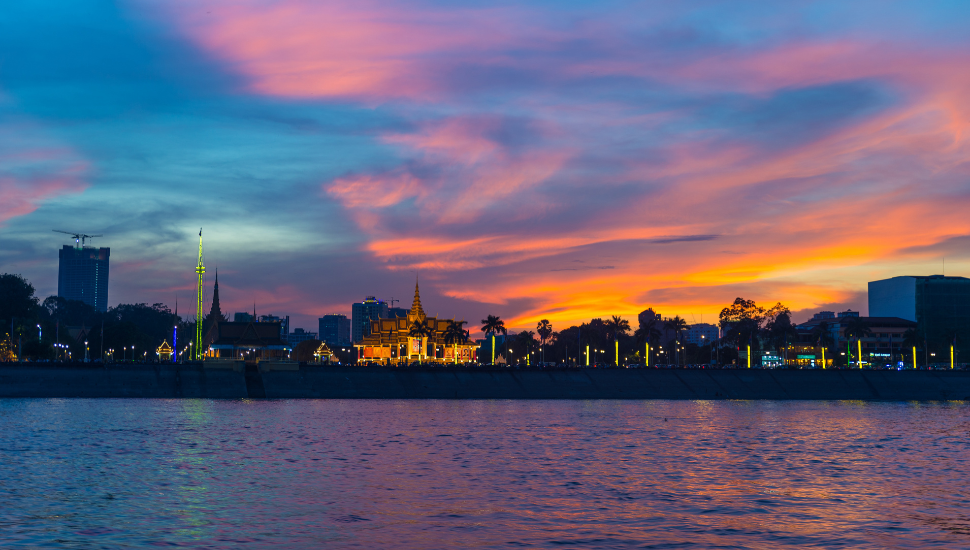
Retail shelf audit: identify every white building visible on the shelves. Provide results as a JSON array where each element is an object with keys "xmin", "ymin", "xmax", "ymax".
[{"xmin": 684, "ymin": 323, "xmax": 719, "ymax": 345}]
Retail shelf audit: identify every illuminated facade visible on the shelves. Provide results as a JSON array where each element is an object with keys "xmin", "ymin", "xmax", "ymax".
[
  {"xmin": 156, "ymin": 340, "xmax": 173, "ymax": 362},
  {"xmin": 355, "ymin": 281, "xmax": 477, "ymax": 364}
]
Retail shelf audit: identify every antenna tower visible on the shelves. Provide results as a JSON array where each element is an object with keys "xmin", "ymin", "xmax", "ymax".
[{"xmin": 195, "ymin": 229, "xmax": 205, "ymax": 360}]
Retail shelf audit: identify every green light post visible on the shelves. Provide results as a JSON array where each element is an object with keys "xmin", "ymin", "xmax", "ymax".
[{"xmin": 194, "ymin": 229, "xmax": 205, "ymax": 361}]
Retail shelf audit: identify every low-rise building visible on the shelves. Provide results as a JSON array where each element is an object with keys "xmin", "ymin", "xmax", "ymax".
[{"xmin": 286, "ymin": 328, "xmax": 318, "ymax": 347}]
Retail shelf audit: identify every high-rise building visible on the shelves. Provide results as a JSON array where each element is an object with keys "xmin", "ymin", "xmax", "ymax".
[
  {"xmin": 319, "ymin": 314, "xmax": 351, "ymax": 346},
  {"xmin": 58, "ymin": 245, "xmax": 110, "ymax": 312},
  {"xmin": 351, "ymin": 296, "xmax": 388, "ymax": 342},
  {"xmin": 869, "ymin": 275, "xmax": 970, "ymax": 355}
]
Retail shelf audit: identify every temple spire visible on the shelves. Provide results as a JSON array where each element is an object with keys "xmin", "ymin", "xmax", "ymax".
[
  {"xmin": 208, "ymin": 269, "xmax": 223, "ymax": 322},
  {"xmin": 409, "ymin": 277, "xmax": 426, "ymax": 320}
]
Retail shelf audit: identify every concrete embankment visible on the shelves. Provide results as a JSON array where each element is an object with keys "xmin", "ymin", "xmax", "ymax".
[{"xmin": 2, "ymin": 362, "xmax": 970, "ymax": 400}]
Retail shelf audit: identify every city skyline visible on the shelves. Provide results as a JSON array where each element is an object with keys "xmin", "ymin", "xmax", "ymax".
[{"xmin": 4, "ymin": 1, "xmax": 970, "ymax": 334}]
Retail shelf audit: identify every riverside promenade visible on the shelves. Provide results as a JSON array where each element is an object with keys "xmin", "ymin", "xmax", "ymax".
[{"xmin": 2, "ymin": 362, "xmax": 970, "ymax": 400}]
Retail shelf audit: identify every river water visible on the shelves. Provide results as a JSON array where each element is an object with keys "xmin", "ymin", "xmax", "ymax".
[{"xmin": 1, "ymin": 400, "xmax": 969, "ymax": 548}]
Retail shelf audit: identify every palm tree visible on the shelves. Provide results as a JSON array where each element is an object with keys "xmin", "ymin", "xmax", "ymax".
[
  {"xmin": 603, "ymin": 315, "xmax": 631, "ymax": 366},
  {"xmin": 408, "ymin": 321, "xmax": 434, "ymax": 362},
  {"xmin": 842, "ymin": 316, "xmax": 872, "ymax": 367},
  {"xmin": 443, "ymin": 320, "xmax": 469, "ymax": 364},
  {"xmin": 810, "ymin": 321, "xmax": 836, "ymax": 366},
  {"xmin": 481, "ymin": 315, "xmax": 507, "ymax": 364},
  {"xmin": 635, "ymin": 317, "xmax": 663, "ymax": 366},
  {"xmin": 664, "ymin": 316, "xmax": 689, "ymax": 366},
  {"xmin": 536, "ymin": 319, "xmax": 553, "ymax": 364},
  {"xmin": 515, "ymin": 331, "xmax": 536, "ymax": 364}
]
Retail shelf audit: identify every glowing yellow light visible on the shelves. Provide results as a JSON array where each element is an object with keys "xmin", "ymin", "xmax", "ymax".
[
  {"xmin": 952, "ymin": 345, "xmax": 955, "ymax": 369},
  {"xmin": 913, "ymin": 346, "xmax": 917, "ymax": 370},
  {"xmin": 615, "ymin": 340, "xmax": 619, "ymax": 366},
  {"xmin": 646, "ymin": 343, "xmax": 649, "ymax": 367},
  {"xmin": 586, "ymin": 345, "xmax": 589, "ymax": 367},
  {"xmin": 747, "ymin": 345, "xmax": 751, "ymax": 369},
  {"xmin": 858, "ymin": 340, "xmax": 862, "ymax": 369}
]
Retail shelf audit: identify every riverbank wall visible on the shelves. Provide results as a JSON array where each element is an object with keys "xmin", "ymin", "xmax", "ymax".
[{"xmin": 2, "ymin": 362, "xmax": 970, "ymax": 400}]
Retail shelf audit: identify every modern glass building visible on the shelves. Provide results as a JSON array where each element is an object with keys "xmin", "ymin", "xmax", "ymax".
[
  {"xmin": 57, "ymin": 245, "xmax": 110, "ymax": 312},
  {"xmin": 869, "ymin": 275, "xmax": 970, "ymax": 356},
  {"xmin": 351, "ymin": 297, "xmax": 387, "ymax": 342}
]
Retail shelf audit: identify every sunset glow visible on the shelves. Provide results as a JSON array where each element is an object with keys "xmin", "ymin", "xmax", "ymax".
[{"xmin": 3, "ymin": 0, "xmax": 970, "ymax": 334}]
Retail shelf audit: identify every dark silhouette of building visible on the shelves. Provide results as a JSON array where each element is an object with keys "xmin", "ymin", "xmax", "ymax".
[
  {"xmin": 352, "ymin": 296, "xmax": 388, "ymax": 342},
  {"xmin": 58, "ymin": 245, "xmax": 110, "ymax": 312},
  {"xmin": 319, "ymin": 314, "xmax": 351, "ymax": 346},
  {"xmin": 200, "ymin": 276, "xmax": 290, "ymax": 359}
]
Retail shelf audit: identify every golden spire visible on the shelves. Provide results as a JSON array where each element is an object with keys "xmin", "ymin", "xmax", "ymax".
[{"xmin": 410, "ymin": 277, "xmax": 426, "ymax": 320}]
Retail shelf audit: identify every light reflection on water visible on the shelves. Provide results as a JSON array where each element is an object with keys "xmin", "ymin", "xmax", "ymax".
[{"xmin": 1, "ymin": 399, "xmax": 969, "ymax": 548}]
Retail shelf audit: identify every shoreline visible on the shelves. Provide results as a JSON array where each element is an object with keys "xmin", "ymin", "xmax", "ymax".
[{"xmin": 2, "ymin": 362, "xmax": 970, "ymax": 400}]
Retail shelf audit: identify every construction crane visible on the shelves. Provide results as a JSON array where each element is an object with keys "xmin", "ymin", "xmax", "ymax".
[{"xmin": 53, "ymin": 230, "xmax": 103, "ymax": 249}]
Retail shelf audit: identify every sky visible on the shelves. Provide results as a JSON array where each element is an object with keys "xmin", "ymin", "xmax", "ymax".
[{"xmin": 2, "ymin": 0, "xmax": 970, "ymax": 335}]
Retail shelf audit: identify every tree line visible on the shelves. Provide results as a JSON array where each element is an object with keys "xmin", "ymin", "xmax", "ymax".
[{"xmin": 1, "ymin": 273, "xmax": 194, "ymax": 362}]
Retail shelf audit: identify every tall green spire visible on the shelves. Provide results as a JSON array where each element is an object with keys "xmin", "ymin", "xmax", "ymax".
[{"xmin": 195, "ymin": 229, "xmax": 205, "ymax": 360}]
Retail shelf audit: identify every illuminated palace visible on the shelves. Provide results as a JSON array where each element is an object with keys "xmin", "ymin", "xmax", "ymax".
[{"xmin": 356, "ymin": 281, "xmax": 478, "ymax": 364}]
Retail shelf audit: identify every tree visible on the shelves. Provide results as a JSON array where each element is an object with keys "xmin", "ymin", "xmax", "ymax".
[
  {"xmin": 842, "ymin": 316, "xmax": 872, "ymax": 367},
  {"xmin": 408, "ymin": 321, "xmax": 434, "ymax": 362},
  {"xmin": 635, "ymin": 314, "xmax": 663, "ymax": 365},
  {"xmin": 481, "ymin": 315, "xmax": 507, "ymax": 364},
  {"xmin": 764, "ymin": 312, "xmax": 798, "ymax": 365},
  {"xmin": 443, "ymin": 320, "xmax": 469, "ymax": 363},
  {"xmin": 603, "ymin": 315, "xmax": 631, "ymax": 365},
  {"xmin": 664, "ymin": 316, "xmax": 689, "ymax": 366},
  {"xmin": 719, "ymin": 297, "xmax": 775, "ymax": 355},
  {"xmin": 513, "ymin": 331, "xmax": 536, "ymax": 364},
  {"xmin": 536, "ymin": 319, "xmax": 553, "ymax": 364},
  {"xmin": 811, "ymin": 321, "xmax": 836, "ymax": 365},
  {"xmin": 0, "ymin": 274, "xmax": 39, "ymax": 324},
  {"xmin": 292, "ymin": 339, "xmax": 321, "ymax": 362}
]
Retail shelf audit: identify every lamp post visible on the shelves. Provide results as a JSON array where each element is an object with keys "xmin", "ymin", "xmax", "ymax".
[
  {"xmin": 586, "ymin": 344, "xmax": 589, "ymax": 367},
  {"xmin": 912, "ymin": 346, "xmax": 917, "ymax": 370}
]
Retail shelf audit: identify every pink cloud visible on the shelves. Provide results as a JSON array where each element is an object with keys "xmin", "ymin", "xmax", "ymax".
[
  {"xmin": 141, "ymin": 0, "xmax": 532, "ymax": 101},
  {"xmin": 0, "ymin": 124, "xmax": 90, "ymax": 226}
]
